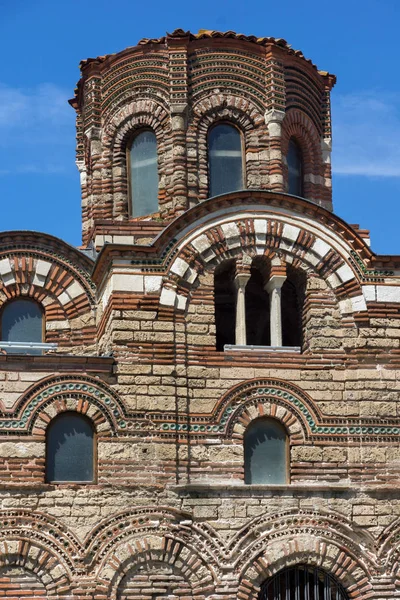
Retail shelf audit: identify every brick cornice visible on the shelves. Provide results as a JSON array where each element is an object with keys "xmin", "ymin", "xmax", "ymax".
[
  {"xmin": 0, "ymin": 230, "xmax": 94, "ymax": 272},
  {"xmin": 71, "ymin": 29, "xmax": 335, "ymax": 109},
  {"xmin": 0, "ymin": 354, "xmax": 114, "ymax": 373}
]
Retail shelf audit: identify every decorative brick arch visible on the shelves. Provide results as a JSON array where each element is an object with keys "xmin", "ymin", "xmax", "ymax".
[
  {"xmin": 160, "ymin": 212, "xmax": 365, "ymax": 321},
  {"xmin": 211, "ymin": 378, "xmax": 317, "ymax": 442},
  {"xmin": 92, "ymin": 508, "xmax": 218, "ymax": 599},
  {"xmin": 0, "ymin": 232, "xmax": 96, "ymax": 349},
  {"xmin": 236, "ymin": 509, "xmax": 374, "ymax": 599},
  {"xmin": 100, "ymin": 536, "xmax": 216, "ymax": 600},
  {"xmin": 2, "ymin": 374, "xmax": 125, "ymax": 435},
  {"xmin": 206, "ymin": 377, "xmax": 399, "ymax": 442},
  {"xmin": 0, "ymin": 511, "xmax": 75, "ymax": 596},
  {"xmin": 377, "ymin": 517, "xmax": 400, "ymax": 579},
  {"xmin": 189, "ymin": 94, "xmax": 267, "ymax": 202},
  {"xmin": 99, "ymin": 49, "xmax": 170, "ymax": 124},
  {"xmin": 102, "ymin": 99, "xmax": 171, "ymax": 220}
]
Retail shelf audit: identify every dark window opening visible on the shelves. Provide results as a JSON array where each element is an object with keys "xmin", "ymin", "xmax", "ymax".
[
  {"xmin": 1, "ymin": 299, "xmax": 43, "ymax": 354},
  {"xmin": 281, "ymin": 267, "xmax": 305, "ymax": 347},
  {"xmin": 214, "ymin": 260, "xmax": 236, "ymax": 351},
  {"xmin": 129, "ymin": 130, "xmax": 158, "ymax": 217},
  {"xmin": 208, "ymin": 123, "xmax": 243, "ymax": 197},
  {"xmin": 259, "ymin": 565, "xmax": 349, "ymax": 600},
  {"xmin": 244, "ymin": 418, "xmax": 288, "ymax": 484},
  {"xmin": 287, "ymin": 138, "xmax": 303, "ymax": 196},
  {"xmin": 46, "ymin": 412, "xmax": 95, "ymax": 483},
  {"xmin": 245, "ymin": 264, "xmax": 270, "ymax": 346}
]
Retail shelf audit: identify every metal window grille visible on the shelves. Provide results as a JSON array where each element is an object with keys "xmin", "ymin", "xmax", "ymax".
[{"xmin": 259, "ymin": 566, "xmax": 348, "ymax": 600}]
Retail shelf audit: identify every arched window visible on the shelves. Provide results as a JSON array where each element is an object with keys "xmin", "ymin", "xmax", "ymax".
[
  {"xmin": 129, "ymin": 130, "xmax": 158, "ymax": 217},
  {"xmin": 259, "ymin": 565, "xmax": 349, "ymax": 600},
  {"xmin": 287, "ymin": 138, "xmax": 303, "ymax": 196},
  {"xmin": 1, "ymin": 298, "xmax": 43, "ymax": 354},
  {"xmin": 214, "ymin": 260, "xmax": 236, "ymax": 351},
  {"xmin": 46, "ymin": 412, "xmax": 95, "ymax": 483},
  {"xmin": 244, "ymin": 418, "xmax": 288, "ymax": 484},
  {"xmin": 208, "ymin": 123, "xmax": 243, "ymax": 197}
]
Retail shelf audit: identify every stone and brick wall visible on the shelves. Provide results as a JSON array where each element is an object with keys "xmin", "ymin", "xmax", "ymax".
[
  {"xmin": 1, "ymin": 28, "xmax": 400, "ymax": 600},
  {"xmin": 0, "ymin": 188, "xmax": 400, "ymax": 597}
]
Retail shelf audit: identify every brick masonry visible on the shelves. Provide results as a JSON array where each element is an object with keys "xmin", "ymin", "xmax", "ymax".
[
  {"xmin": 69, "ymin": 29, "xmax": 336, "ymax": 246},
  {"xmin": 0, "ymin": 28, "xmax": 400, "ymax": 599}
]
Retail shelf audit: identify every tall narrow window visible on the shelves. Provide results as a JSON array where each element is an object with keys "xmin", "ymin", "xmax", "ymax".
[
  {"xmin": 287, "ymin": 138, "xmax": 303, "ymax": 196},
  {"xmin": 208, "ymin": 124, "xmax": 243, "ymax": 197},
  {"xmin": 1, "ymin": 299, "xmax": 43, "ymax": 354},
  {"xmin": 46, "ymin": 412, "xmax": 95, "ymax": 483},
  {"xmin": 245, "ymin": 262, "xmax": 270, "ymax": 346},
  {"xmin": 281, "ymin": 267, "xmax": 306, "ymax": 347},
  {"xmin": 259, "ymin": 566, "xmax": 349, "ymax": 600},
  {"xmin": 214, "ymin": 260, "xmax": 236, "ymax": 351},
  {"xmin": 244, "ymin": 418, "xmax": 288, "ymax": 484},
  {"xmin": 129, "ymin": 130, "xmax": 158, "ymax": 217}
]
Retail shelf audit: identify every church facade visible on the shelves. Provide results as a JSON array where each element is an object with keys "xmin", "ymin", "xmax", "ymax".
[{"xmin": 0, "ymin": 29, "xmax": 400, "ymax": 599}]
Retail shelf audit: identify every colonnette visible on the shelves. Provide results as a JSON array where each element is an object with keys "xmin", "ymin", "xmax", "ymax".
[{"xmin": 0, "ymin": 28, "xmax": 399, "ymax": 599}]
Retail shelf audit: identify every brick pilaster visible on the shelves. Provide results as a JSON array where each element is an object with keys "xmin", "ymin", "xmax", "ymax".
[
  {"xmin": 167, "ymin": 31, "xmax": 189, "ymax": 217},
  {"xmin": 265, "ymin": 47, "xmax": 286, "ymax": 192}
]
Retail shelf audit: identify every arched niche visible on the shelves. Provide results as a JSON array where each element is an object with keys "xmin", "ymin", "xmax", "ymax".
[{"xmin": 0, "ymin": 566, "xmax": 48, "ymax": 600}]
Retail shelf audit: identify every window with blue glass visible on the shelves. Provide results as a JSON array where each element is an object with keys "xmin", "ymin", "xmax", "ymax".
[
  {"xmin": 46, "ymin": 412, "xmax": 95, "ymax": 483},
  {"xmin": 208, "ymin": 123, "xmax": 243, "ymax": 197},
  {"xmin": 244, "ymin": 418, "xmax": 288, "ymax": 484},
  {"xmin": 129, "ymin": 130, "xmax": 159, "ymax": 217},
  {"xmin": 287, "ymin": 138, "xmax": 303, "ymax": 196},
  {"xmin": 1, "ymin": 299, "xmax": 43, "ymax": 354}
]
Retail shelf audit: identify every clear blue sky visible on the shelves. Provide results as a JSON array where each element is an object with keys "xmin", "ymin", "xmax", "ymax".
[{"xmin": 0, "ymin": 0, "xmax": 399, "ymax": 253}]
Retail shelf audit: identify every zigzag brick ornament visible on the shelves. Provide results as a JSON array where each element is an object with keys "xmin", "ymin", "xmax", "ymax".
[{"xmin": 0, "ymin": 28, "xmax": 400, "ymax": 599}]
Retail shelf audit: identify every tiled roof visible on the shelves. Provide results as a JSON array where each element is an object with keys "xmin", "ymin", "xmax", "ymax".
[{"xmin": 79, "ymin": 28, "xmax": 317, "ymax": 70}]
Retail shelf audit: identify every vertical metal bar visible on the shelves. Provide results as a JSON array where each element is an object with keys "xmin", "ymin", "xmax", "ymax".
[
  {"xmin": 314, "ymin": 568, "xmax": 319, "ymax": 600},
  {"xmin": 324, "ymin": 573, "xmax": 331, "ymax": 600},
  {"xmin": 294, "ymin": 568, "xmax": 300, "ymax": 600},
  {"xmin": 285, "ymin": 568, "xmax": 290, "ymax": 600},
  {"xmin": 305, "ymin": 567, "xmax": 310, "ymax": 600}
]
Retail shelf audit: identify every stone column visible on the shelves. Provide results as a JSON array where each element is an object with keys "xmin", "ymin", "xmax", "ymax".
[
  {"xmin": 265, "ymin": 275, "xmax": 287, "ymax": 347},
  {"xmin": 234, "ymin": 273, "xmax": 251, "ymax": 346},
  {"xmin": 265, "ymin": 108, "xmax": 286, "ymax": 192}
]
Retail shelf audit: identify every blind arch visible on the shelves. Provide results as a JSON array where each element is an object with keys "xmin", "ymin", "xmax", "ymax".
[
  {"xmin": 129, "ymin": 130, "xmax": 158, "ymax": 217},
  {"xmin": 46, "ymin": 412, "xmax": 95, "ymax": 483},
  {"xmin": 208, "ymin": 123, "xmax": 243, "ymax": 197},
  {"xmin": 244, "ymin": 417, "xmax": 288, "ymax": 484}
]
